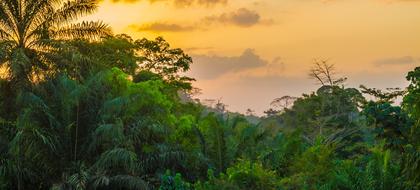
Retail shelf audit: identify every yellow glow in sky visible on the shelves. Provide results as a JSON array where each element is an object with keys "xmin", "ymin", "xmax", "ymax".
[{"xmin": 87, "ymin": 0, "xmax": 420, "ymax": 114}]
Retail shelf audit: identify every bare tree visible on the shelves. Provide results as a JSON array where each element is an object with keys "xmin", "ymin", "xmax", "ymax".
[{"xmin": 309, "ymin": 60, "xmax": 346, "ymax": 86}]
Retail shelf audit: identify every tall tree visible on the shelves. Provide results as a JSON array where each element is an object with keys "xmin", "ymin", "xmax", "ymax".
[{"xmin": 0, "ymin": 0, "xmax": 111, "ymax": 88}]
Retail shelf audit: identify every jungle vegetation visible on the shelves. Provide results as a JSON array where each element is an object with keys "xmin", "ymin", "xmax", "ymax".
[{"xmin": 0, "ymin": 0, "xmax": 419, "ymax": 189}]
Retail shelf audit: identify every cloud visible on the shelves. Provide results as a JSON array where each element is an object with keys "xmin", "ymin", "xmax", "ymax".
[
  {"xmin": 204, "ymin": 8, "xmax": 273, "ymax": 27},
  {"xmin": 109, "ymin": 0, "xmax": 227, "ymax": 7},
  {"xmin": 189, "ymin": 49, "xmax": 268, "ymax": 79},
  {"xmin": 373, "ymin": 56, "xmax": 419, "ymax": 65},
  {"xmin": 129, "ymin": 23, "xmax": 196, "ymax": 32},
  {"xmin": 129, "ymin": 8, "xmax": 272, "ymax": 33},
  {"xmin": 174, "ymin": 0, "xmax": 227, "ymax": 7},
  {"xmin": 185, "ymin": 46, "xmax": 214, "ymax": 52},
  {"xmin": 129, "ymin": 9, "xmax": 271, "ymax": 33}
]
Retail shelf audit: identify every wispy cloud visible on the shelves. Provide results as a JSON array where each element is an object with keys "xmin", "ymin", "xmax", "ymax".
[
  {"xmin": 129, "ymin": 22, "xmax": 196, "ymax": 32},
  {"xmin": 373, "ymin": 56, "xmax": 419, "ymax": 65},
  {"xmin": 108, "ymin": 0, "xmax": 227, "ymax": 7},
  {"xmin": 185, "ymin": 46, "xmax": 215, "ymax": 52},
  {"xmin": 189, "ymin": 49, "xmax": 268, "ymax": 79},
  {"xmin": 129, "ymin": 8, "xmax": 273, "ymax": 33},
  {"xmin": 203, "ymin": 8, "xmax": 272, "ymax": 27},
  {"xmin": 173, "ymin": 0, "xmax": 227, "ymax": 7}
]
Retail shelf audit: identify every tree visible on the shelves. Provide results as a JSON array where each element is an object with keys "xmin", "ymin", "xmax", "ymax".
[
  {"xmin": 277, "ymin": 61, "xmax": 364, "ymax": 137},
  {"xmin": 0, "ymin": 0, "xmax": 111, "ymax": 88},
  {"xmin": 401, "ymin": 67, "xmax": 420, "ymax": 188},
  {"xmin": 280, "ymin": 86, "xmax": 364, "ymax": 137},
  {"xmin": 308, "ymin": 60, "xmax": 347, "ymax": 86},
  {"xmin": 135, "ymin": 37, "xmax": 194, "ymax": 90},
  {"xmin": 196, "ymin": 113, "xmax": 266, "ymax": 174},
  {"xmin": 271, "ymin": 96, "xmax": 297, "ymax": 111},
  {"xmin": 360, "ymin": 85, "xmax": 405, "ymax": 104},
  {"xmin": 59, "ymin": 34, "xmax": 139, "ymax": 81},
  {"xmin": 0, "ymin": 68, "xmax": 188, "ymax": 189},
  {"xmin": 246, "ymin": 108, "xmax": 255, "ymax": 116},
  {"xmin": 403, "ymin": 66, "xmax": 420, "ymax": 145},
  {"xmin": 63, "ymin": 36, "xmax": 195, "ymax": 90}
]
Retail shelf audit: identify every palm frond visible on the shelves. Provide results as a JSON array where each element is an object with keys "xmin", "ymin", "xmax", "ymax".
[
  {"xmin": 21, "ymin": 0, "xmax": 54, "ymax": 34},
  {"xmin": 0, "ymin": 0, "xmax": 113, "ymax": 84},
  {"xmin": 94, "ymin": 148, "xmax": 138, "ymax": 172},
  {"xmin": 0, "ymin": 28, "xmax": 13, "ymax": 41},
  {"xmin": 51, "ymin": 0, "xmax": 98, "ymax": 26},
  {"xmin": 67, "ymin": 171, "xmax": 89, "ymax": 190},
  {"xmin": 90, "ymin": 174, "xmax": 150, "ymax": 190},
  {"xmin": 137, "ymin": 146, "xmax": 184, "ymax": 173},
  {"xmin": 52, "ymin": 21, "xmax": 111, "ymax": 40},
  {"xmin": 90, "ymin": 174, "xmax": 110, "ymax": 188},
  {"xmin": 0, "ymin": 41, "xmax": 12, "ymax": 62},
  {"xmin": 88, "ymin": 123, "xmax": 125, "ymax": 152},
  {"xmin": 0, "ymin": 1, "xmax": 17, "ymax": 38},
  {"xmin": 1, "ymin": 1, "xmax": 19, "ymax": 23}
]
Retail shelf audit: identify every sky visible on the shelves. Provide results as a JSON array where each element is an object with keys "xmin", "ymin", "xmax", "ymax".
[{"xmin": 86, "ymin": 0, "xmax": 420, "ymax": 115}]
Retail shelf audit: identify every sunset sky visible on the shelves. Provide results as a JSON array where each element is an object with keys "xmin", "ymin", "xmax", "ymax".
[{"xmin": 86, "ymin": 0, "xmax": 419, "ymax": 115}]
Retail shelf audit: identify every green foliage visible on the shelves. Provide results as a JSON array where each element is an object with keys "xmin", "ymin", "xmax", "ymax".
[
  {"xmin": 159, "ymin": 170, "xmax": 193, "ymax": 190},
  {"xmin": 362, "ymin": 101, "xmax": 412, "ymax": 150},
  {"xmin": 282, "ymin": 141, "xmax": 336, "ymax": 189},
  {"xmin": 400, "ymin": 144, "xmax": 420, "ymax": 189},
  {"xmin": 401, "ymin": 66, "xmax": 420, "ymax": 188},
  {"xmin": 0, "ymin": 0, "xmax": 111, "ymax": 88},
  {"xmin": 404, "ymin": 67, "xmax": 420, "ymax": 146},
  {"xmin": 225, "ymin": 160, "xmax": 279, "ymax": 190},
  {"xmin": 195, "ymin": 160, "xmax": 279, "ymax": 190},
  {"xmin": 259, "ymin": 130, "xmax": 305, "ymax": 177},
  {"xmin": 281, "ymin": 85, "xmax": 365, "ymax": 137},
  {"xmin": 1, "ymin": 16, "xmax": 419, "ymax": 189}
]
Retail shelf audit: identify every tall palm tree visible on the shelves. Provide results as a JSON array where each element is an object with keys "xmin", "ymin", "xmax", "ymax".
[{"xmin": 0, "ymin": 0, "xmax": 111, "ymax": 87}]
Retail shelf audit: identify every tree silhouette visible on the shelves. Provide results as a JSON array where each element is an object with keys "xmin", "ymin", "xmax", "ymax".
[
  {"xmin": 0, "ymin": 0, "xmax": 111, "ymax": 87},
  {"xmin": 309, "ymin": 60, "xmax": 347, "ymax": 86}
]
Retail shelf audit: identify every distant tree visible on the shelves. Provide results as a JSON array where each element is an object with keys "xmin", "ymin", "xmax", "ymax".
[
  {"xmin": 400, "ymin": 67, "xmax": 420, "ymax": 189},
  {"xmin": 136, "ymin": 37, "xmax": 194, "ymax": 89},
  {"xmin": 359, "ymin": 76, "xmax": 414, "ymax": 151},
  {"xmin": 362, "ymin": 101, "xmax": 412, "ymax": 150},
  {"xmin": 281, "ymin": 85, "xmax": 364, "ymax": 137},
  {"xmin": 246, "ymin": 108, "xmax": 255, "ymax": 116},
  {"xmin": 403, "ymin": 66, "xmax": 420, "ymax": 130},
  {"xmin": 271, "ymin": 95, "xmax": 298, "ymax": 111},
  {"xmin": 309, "ymin": 60, "xmax": 347, "ymax": 86},
  {"xmin": 264, "ymin": 108, "xmax": 279, "ymax": 117},
  {"xmin": 360, "ymin": 85, "xmax": 405, "ymax": 104},
  {"xmin": 214, "ymin": 100, "xmax": 227, "ymax": 113}
]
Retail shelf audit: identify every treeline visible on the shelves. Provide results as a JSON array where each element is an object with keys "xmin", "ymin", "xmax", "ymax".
[{"xmin": 0, "ymin": 0, "xmax": 419, "ymax": 189}]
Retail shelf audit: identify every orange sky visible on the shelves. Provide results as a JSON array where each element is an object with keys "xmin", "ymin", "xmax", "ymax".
[{"xmin": 86, "ymin": 0, "xmax": 420, "ymax": 115}]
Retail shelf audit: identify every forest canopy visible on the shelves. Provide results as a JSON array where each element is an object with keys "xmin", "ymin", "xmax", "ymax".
[{"xmin": 0, "ymin": 0, "xmax": 419, "ymax": 190}]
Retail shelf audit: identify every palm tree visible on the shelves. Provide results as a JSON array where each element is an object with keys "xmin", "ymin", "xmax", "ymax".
[{"xmin": 0, "ymin": 0, "xmax": 111, "ymax": 87}]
